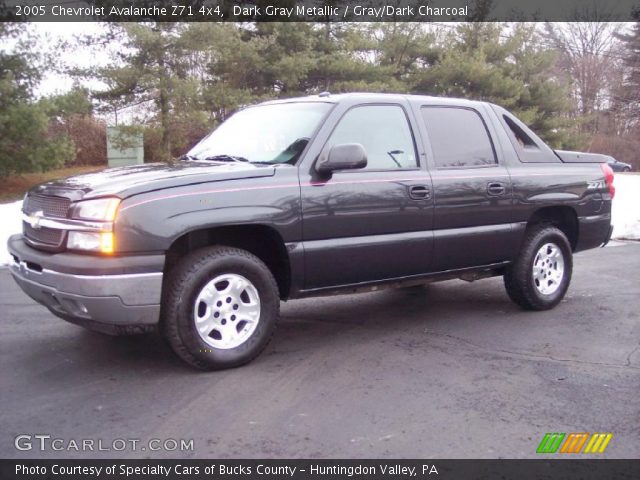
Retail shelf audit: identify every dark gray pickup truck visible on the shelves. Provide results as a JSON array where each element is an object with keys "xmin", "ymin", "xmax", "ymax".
[{"xmin": 8, "ymin": 93, "xmax": 615, "ymax": 369}]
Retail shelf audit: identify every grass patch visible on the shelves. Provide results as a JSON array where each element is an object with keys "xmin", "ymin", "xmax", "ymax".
[{"xmin": 0, "ymin": 165, "xmax": 105, "ymax": 202}]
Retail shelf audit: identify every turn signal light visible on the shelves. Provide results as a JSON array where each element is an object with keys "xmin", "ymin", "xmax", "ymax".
[{"xmin": 100, "ymin": 232, "xmax": 114, "ymax": 254}]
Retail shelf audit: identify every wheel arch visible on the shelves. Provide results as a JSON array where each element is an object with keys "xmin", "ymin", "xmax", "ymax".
[
  {"xmin": 164, "ymin": 224, "xmax": 291, "ymax": 299},
  {"xmin": 525, "ymin": 206, "xmax": 579, "ymax": 251}
]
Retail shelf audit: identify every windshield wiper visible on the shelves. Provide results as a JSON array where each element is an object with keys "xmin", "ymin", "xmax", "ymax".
[{"xmin": 202, "ymin": 154, "xmax": 250, "ymax": 163}]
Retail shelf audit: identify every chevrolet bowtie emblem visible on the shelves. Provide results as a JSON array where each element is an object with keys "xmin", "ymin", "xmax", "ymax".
[{"xmin": 28, "ymin": 210, "xmax": 44, "ymax": 230}]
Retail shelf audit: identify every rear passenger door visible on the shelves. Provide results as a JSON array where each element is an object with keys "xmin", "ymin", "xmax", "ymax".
[{"xmin": 415, "ymin": 104, "xmax": 515, "ymax": 271}]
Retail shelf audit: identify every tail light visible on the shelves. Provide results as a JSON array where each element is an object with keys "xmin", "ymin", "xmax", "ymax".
[{"xmin": 600, "ymin": 163, "xmax": 615, "ymax": 199}]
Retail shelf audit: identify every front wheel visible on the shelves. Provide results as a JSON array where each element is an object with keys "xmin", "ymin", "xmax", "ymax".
[
  {"xmin": 504, "ymin": 226, "xmax": 573, "ymax": 310},
  {"xmin": 161, "ymin": 246, "xmax": 279, "ymax": 370}
]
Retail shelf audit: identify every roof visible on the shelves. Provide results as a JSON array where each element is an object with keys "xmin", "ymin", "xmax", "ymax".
[{"xmin": 257, "ymin": 92, "xmax": 489, "ymax": 109}]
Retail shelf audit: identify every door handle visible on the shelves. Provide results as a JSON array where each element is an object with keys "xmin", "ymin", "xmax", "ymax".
[
  {"xmin": 408, "ymin": 185, "xmax": 431, "ymax": 200},
  {"xmin": 487, "ymin": 182, "xmax": 507, "ymax": 196}
]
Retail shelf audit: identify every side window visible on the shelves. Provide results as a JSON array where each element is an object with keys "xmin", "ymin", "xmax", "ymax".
[
  {"xmin": 421, "ymin": 107, "xmax": 497, "ymax": 168},
  {"xmin": 503, "ymin": 114, "xmax": 538, "ymax": 150},
  {"xmin": 325, "ymin": 105, "xmax": 418, "ymax": 170}
]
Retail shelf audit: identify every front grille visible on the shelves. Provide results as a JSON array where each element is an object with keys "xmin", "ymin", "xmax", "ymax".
[
  {"xmin": 23, "ymin": 222, "xmax": 64, "ymax": 246},
  {"xmin": 23, "ymin": 194, "xmax": 70, "ymax": 218}
]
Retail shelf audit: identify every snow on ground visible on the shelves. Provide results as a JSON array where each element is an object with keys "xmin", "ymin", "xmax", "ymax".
[
  {"xmin": 0, "ymin": 174, "xmax": 638, "ymax": 266},
  {"xmin": 0, "ymin": 200, "xmax": 23, "ymax": 266},
  {"xmin": 611, "ymin": 174, "xmax": 640, "ymax": 241}
]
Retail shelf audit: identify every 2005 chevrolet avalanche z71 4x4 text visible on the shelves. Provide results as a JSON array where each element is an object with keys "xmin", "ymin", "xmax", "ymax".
[{"xmin": 8, "ymin": 93, "xmax": 615, "ymax": 369}]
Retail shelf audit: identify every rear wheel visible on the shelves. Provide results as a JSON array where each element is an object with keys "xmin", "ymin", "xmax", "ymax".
[
  {"xmin": 161, "ymin": 246, "xmax": 279, "ymax": 370},
  {"xmin": 504, "ymin": 226, "xmax": 573, "ymax": 310},
  {"xmin": 623, "ymin": 167, "xmax": 631, "ymax": 172}
]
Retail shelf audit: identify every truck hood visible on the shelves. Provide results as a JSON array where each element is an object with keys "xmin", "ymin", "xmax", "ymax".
[{"xmin": 30, "ymin": 161, "xmax": 277, "ymax": 201}]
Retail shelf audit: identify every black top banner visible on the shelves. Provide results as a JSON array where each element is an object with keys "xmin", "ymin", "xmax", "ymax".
[{"xmin": 1, "ymin": 0, "xmax": 640, "ymax": 22}]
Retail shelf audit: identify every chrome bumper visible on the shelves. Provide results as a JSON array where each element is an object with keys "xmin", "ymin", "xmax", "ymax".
[{"xmin": 8, "ymin": 236, "xmax": 163, "ymax": 335}]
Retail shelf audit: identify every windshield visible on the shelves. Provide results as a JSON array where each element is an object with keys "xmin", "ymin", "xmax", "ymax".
[{"xmin": 188, "ymin": 102, "xmax": 333, "ymax": 164}]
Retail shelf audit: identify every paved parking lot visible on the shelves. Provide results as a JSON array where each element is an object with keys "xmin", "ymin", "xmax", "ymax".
[{"xmin": 1, "ymin": 243, "xmax": 639, "ymax": 459}]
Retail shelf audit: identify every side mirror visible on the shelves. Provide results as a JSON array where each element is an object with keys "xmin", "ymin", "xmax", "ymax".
[{"xmin": 315, "ymin": 143, "xmax": 367, "ymax": 174}]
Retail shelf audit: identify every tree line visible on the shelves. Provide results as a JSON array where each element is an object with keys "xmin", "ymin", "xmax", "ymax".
[{"xmin": 1, "ymin": 21, "xmax": 639, "ymax": 177}]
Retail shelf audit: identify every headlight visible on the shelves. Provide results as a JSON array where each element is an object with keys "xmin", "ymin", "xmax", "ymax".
[
  {"xmin": 67, "ymin": 231, "xmax": 115, "ymax": 254},
  {"xmin": 71, "ymin": 197, "xmax": 120, "ymax": 221},
  {"xmin": 68, "ymin": 197, "xmax": 119, "ymax": 254}
]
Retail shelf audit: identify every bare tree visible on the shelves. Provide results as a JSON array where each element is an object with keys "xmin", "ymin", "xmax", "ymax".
[{"xmin": 545, "ymin": 21, "xmax": 622, "ymax": 135}]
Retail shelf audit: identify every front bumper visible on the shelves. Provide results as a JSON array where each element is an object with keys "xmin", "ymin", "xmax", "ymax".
[{"xmin": 7, "ymin": 235, "xmax": 164, "ymax": 335}]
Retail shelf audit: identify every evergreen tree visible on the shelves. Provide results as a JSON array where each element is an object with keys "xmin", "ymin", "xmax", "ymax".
[
  {"xmin": 84, "ymin": 23, "xmax": 208, "ymax": 160},
  {"xmin": 0, "ymin": 24, "xmax": 74, "ymax": 176},
  {"xmin": 413, "ymin": 23, "xmax": 578, "ymax": 147},
  {"xmin": 80, "ymin": 21, "xmax": 588, "ymax": 160}
]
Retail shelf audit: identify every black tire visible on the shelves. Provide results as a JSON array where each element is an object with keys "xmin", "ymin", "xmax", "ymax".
[
  {"xmin": 161, "ymin": 246, "xmax": 279, "ymax": 370},
  {"xmin": 623, "ymin": 167, "xmax": 631, "ymax": 172},
  {"xmin": 503, "ymin": 226, "xmax": 573, "ymax": 311}
]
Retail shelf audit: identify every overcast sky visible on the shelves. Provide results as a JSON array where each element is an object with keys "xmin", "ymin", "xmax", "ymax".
[{"xmin": 25, "ymin": 22, "xmax": 109, "ymax": 97}]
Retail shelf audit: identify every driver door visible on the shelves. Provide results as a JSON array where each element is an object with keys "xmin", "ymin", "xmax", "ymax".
[{"xmin": 300, "ymin": 102, "xmax": 434, "ymax": 290}]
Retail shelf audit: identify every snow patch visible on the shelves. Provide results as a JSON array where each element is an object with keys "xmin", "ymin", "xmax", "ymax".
[
  {"xmin": 0, "ymin": 174, "xmax": 638, "ymax": 266},
  {"xmin": 0, "ymin": 200, "xmax": 23, "ymax": 266},
  {"xmin": 611, "ymin": 174, "xmax": 640, "ymax": 241}
]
